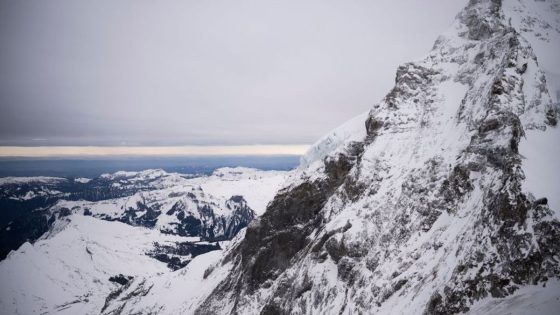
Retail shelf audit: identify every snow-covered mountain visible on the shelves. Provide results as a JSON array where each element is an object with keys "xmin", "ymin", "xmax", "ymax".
[
  {"xmin": 2, "ymin": 0, "xmax": 560, "ymax": 314},
  {"xmin": 0, "ymin": 167, "xmax": 287, "ymax": 259},
  {"xmin": 94, "ymin": 0, "xmax": 560, "ymax": 314},
  {"xmin": 0, "ymin": 167, "xmax": 288, "ymax": 314}
]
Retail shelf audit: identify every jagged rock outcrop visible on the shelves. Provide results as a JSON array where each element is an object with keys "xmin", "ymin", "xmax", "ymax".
[
  {"xmin": 195, "ymin": 1, "xmax": 560, "ymax": 314},
  {"xmin": 104, "ymin": 193, "xmax": 255, "ymax": 242},
  {"xmin": 0, "ymin": 169, "xmax": 260, "ymax": 261}
]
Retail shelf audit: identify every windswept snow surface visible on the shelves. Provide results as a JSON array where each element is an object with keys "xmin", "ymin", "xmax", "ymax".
[
  {"xmin": 467, "ymin": 279, "xmax": 560, "ymax": 315},
  {"xmin": 100, "ymin": 231, "xmax": 245, "ymax": 315},
  {"xmin": 503, "ymin": 0, "xmax": 560, "ymax": 103},
  {"xmin": 191, "ymin": 167, "xmax": 287, "ymax": 215},
  {"xmin": 504, "ymin": 0, "xmax": 560, "ymax": 214},
  {"xmin": 300, "ymin": 112, "xmax": 369, "ymax": 169},
  {"xmin": 519, "ymin": 126, "xmax": 560, "ymax": 213},
  {"xmin": 0, "ymin": 215, "xmax": 179, "ymax": 315}
]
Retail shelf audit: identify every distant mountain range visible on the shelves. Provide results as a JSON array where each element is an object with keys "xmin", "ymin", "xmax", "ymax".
[{"xmin": 0, "ymin": 167, "xmax": 288, "ymax": 314}]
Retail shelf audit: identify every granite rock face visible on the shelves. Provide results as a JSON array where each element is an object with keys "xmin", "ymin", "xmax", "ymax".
[{"xmin": 194, "ymin": 0, "xmax": 560, "ymax": 314}]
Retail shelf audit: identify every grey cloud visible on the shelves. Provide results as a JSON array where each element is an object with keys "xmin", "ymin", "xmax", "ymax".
[{"xmin": 0, "ymin": 0, "xmax": 467, "ymax": 146}]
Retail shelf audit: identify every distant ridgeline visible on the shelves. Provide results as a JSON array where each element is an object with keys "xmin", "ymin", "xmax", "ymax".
[
  {"xmin": 0, "ymin": 155, "xmax": 300, "ymax": 178},
  {"xmin": 0, "ymin": 169, "xmax": 261, "ymax": 264}
]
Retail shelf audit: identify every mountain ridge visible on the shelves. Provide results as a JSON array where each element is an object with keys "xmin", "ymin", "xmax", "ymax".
[
  {"xmin": 193, "ymin": 0, "xmax": 560, "ymax": 314},
  {"xmin": 1, "ymin": 0, "xmax": 559, "ymax": 314}
]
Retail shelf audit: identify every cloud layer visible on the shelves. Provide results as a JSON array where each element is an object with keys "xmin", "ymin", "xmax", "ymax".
[{"xmin": 0, "ymin": 0, "xmax": 466, "ymax": 146}]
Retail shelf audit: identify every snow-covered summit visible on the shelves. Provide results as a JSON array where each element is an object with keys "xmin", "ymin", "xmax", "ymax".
[
  {"xmin": 194, "ymin": 1, "xmax": 560, "ymax": 314},
  {"xmin": 0, "ymin": 176, "xmax": 67, "ymax": 186},
  {"xmin": 300, "ymin": 112, "xmax": 369, "ymax": 169},
  {"xmin": 211, "ymin": 167, "xmax": 286, "ymax": 181},
  {"xmin": 73, "ymin": 177, "xmax": 92, "ymax": 184},
  {"xmin": 99, "ymin": 168, "xmax": 179, "ymax": 184}
]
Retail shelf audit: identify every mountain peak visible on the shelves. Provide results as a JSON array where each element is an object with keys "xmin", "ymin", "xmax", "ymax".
[{"xmin": 193, "ymin": 0, "xmax": 560, "ymax": 313}]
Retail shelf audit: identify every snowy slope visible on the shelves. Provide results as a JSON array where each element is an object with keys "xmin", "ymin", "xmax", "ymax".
[
  {"xmin": 466, "ymin": 279, "xmax": 560, "ymax": 315},
  {"xmin": 2, "ymin": 0, "xmax": 559, "ymax": 314},
  {"xmin": 99, "ymin": 231, "xmax": 245, "ymax": 315},
  {"xmin": 0, "ymin": 215, "xmax": 181, "ymax": 315},
  {"xmin": 0, "ymin": 167, "xmax": 289, "ymax": 314},
  {"xmin": 191, "ymin": 167, "xmax": 288, "ymax": 215},
  {"xmin": 503, "ymin": 0, "xmax": 560, "ymax": 214},
  {"xmin": 300, "ymin": 111, "xmax": 369, "ymax": 169},
  {"xmin": 503, "ymin": 0, "xmax": 560, "ymax": 103}
]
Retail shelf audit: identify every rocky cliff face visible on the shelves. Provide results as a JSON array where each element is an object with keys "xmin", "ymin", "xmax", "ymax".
[{"xmin": 195, "ymin": 0, "xmax": 560, "ymax": 314}]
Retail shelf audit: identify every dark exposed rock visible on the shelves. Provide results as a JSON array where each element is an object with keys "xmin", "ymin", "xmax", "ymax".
[
  {"xmin": 0, "ymin": 211, "xmax": 53, "ymax": 260},
  {"xmin": 112, "ymin": 201, "xmax": 162, "ymax": 228},
  {"xmin": 58, "ymin": 207, "xmax": 72, "ymax": 217},
  {"xmin": 393, "ymin": 279, "xmax": 408, "ymax": 292},
  {"xmin": 310, "ymin": 221, "xmax": 352, "ymax": 257},
  {"xmin": 260, "ymin": 303, "xmax": 286, "ymax": 315},
  {"xmin": 546, "ymin": 108, "xmax": 558, "ymax": 126},
  {"xmin": 167, "ymin": 216, "xmax": 201, "ymax": 237},
  {"xmin": 517, "ymin": 62, "xmax": 528, "ymax": 74},
  {"xmin": 102, "ymin": 280, "xmax": 153, "ymax": 314},
  {"xmin": 460, "ymin": 0, "xmax": 503, "ymax": 40},
  {"xmin": 478, "ymin": 118, "xmax": 502, "ymax": 133},
  {"xmin": 337, "ymin": 257, "xmax": 357, "ymax": 285},
  {"xmin": 384, "ymin": 63, "xmax": 438, "ymax": 109},
  {"xmin": 240, "ymin": 154, "xmax": 356, "ymax": 286},
  {"xmin": 325, "ymin": 237, "xmax": 347, "ymax": 263},
  {"xmin": 440, "ymin": 165, "xmax": 473, "ymax": 213},
  {"xmin": 109, "ymin": 274, "xmax": 133, "ymax": 286},
  {"xmin": 146, "ymin": 241, "xmax": 221, "ymax": 271},
  {"xmin": 424, "ymin": 292, "xmax": 444, "ymax": 315},
  {"xmin": 160, "ymin": 196, "xmax": 255, "ymax": 241},
  {"xmin": 229, "ymin": 195, "xmax": 244, "ymax": 203},
  {"xmin": 101, "ymin": 283, "xmax": 130, "ymax": 313},
  {"xmin": 365, "ymin": 116, "xmax": 384, "ymax": 136},
  {"xmin": 196, "ymin": 151, "xmax": 362, "ymax": 314}
]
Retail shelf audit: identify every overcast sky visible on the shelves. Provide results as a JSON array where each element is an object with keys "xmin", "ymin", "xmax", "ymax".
[{"xmin": 0, "ymin": 0, "xmax": 466, "ymax": 148}]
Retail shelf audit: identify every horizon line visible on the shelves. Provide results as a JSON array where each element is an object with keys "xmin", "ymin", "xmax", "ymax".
[{"xmin": 0, "ymin": 145, "xmax": 311, "ymax": 157}]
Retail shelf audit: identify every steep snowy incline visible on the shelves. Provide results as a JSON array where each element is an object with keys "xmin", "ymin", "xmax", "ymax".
[
  {"xmin": 100, "ymin": 230, "xmax": 246, "ymax": 315},
  {"xmin": 503, "ymin": 0, "xmax": 560, "ymax": 213},
  {"xmin": 0, "ymin": 215, "xmax": 182, "ymax": 315},
  {"xmin": 192, "ymin": 0, "xmax": 560, "ymax": 314},
  {"xmin": 503, "ymin": 0, "xmax": 560, "ymax": 104},
  {"xmin": 299, "ymin": 111, "xmax": 369, "ymax": 169},
  {"xmin": 466, "ymin": 279, "xmax": 560, "ymax": 315}
]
